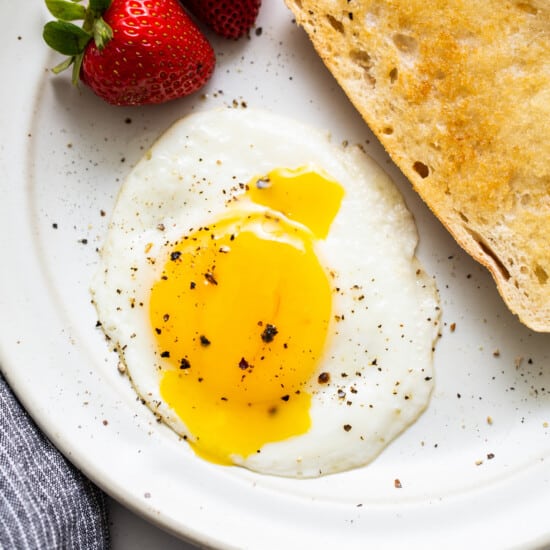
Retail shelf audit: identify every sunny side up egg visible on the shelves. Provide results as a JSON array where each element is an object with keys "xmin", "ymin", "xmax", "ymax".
[{"xmin": 91, "ymin": 108, "xmax": 440, "ymax": 478}]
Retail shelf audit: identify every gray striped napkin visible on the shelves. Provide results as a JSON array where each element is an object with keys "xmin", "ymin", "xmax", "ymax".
[{"xmin": 0, "ymin": 374, "xmax": 110, "ymax": 549}]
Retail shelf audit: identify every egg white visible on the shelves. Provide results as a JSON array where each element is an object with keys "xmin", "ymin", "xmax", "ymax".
[{"xmin": 91, "ymin": 107, "xmax": 440, "ymax": 478}]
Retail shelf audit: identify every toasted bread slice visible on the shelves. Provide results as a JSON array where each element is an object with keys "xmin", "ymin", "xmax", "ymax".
[{"xmin": 286, "ymin": 0, "xmax": 550, "ymax": 331}]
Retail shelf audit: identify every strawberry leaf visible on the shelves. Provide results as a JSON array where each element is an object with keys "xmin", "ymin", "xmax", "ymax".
[
  {"xmin": 71, "ymin": 53, "xmax": 85, "ymax": 85},
  {"xmin": 51, "ymin": 56, "xmax": 74, "ymax": 74},
  {"xmin": 43, "ymin": 20, "xmax": 91, "ymax": 55},
  {"xmin": 92, "ymin": 17, "xmax": 113, "ymax": 50},
  {"xmin": 89, "ymin": 0, "xmax": 112, "ymax": 14},
  {"xmin": 45, "ymin": 0, "xmax": 87, "ymax": 20}
]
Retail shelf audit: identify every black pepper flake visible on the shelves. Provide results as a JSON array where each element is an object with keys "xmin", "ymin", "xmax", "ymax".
[
  {"xmin": 281, "ymin": 395, "xmax": 290, "ymax": 402},
  {"xmin": 190, "ymin": 281, "xmax": 196, "ymax": 289},
  {"xmin": 318, "ymin": 372, "xmax": 330, "ymax": 384},
  {"xmin": 163, "ymin": 313, "xmax": 170, "ymax": 322},
  {"xmin": 160, "ymin": 351, "xmax": 170, "ymax": 358},
  {"xmin": 170, "ymin": 251, "xmax": 182, "ymax": 261},
  {"xmin": 155, "ymin": 328, "xmax": 161, "ymax": 335},
  {"xmin": 261, "ymin": 323, "xmax": 278, "ymax": 343},
  {"xmin": 52, "ymin": 223, "xmax": 58, "ymax": 229},
  {"xmin": 394, "ymin": 479, "xmax": 402, "ymax": 489},
  {"xmin": 179, "ymin": 358, "xmax": 191, "ymax": 369},
  {"xmin": 343, "ymin": 424, "xmax": 352, "ymax": 432},
  {"xmin": 204, "ymin": 272, "xmax": 218, "ymax": 285},
  {"xmin": 238, "ymin": 357, "xmax": 250, "ymax": 370},
  {"xmin": 487, "ymin": 453, "xmax": 495, "ymax": 460},
  {"xmin": 200, "ymin": 335, "xmax": 211, "ymax": 346}
]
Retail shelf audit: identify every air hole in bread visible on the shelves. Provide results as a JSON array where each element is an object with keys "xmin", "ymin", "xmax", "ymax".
[
  {"xmin": 326, "ymin": 14, "xmax": 345, "ymax": 33},
  {"xmin": 458, "ymin": 211, "xmax": 469, "ymax": 222},
  {"xmin": 392, "ymin": 33, "xmax": 418, "ymax": 55},
  {"xmin": 413, "ymin": 161, "xmax": 429, "ymax": 178},
  {"xmin": 350, "ymin": 49, "xmax": 376, "ymax": 86},
  {"xmin": 534, "ymin": 264, "xmax": 548, "ymax": 285},
  {"xmin": 520, "ymin": 193, "xmax": 531, "ymax": 206},
  {"xmin": 389, "ymin": 67, "xmax": 398, "ymax": 83},
  {"xmin": 382, "ymin": 126, "xmax": 394, "ymax": 135},
  {"xmin": 350, "ymin": 49, "xmax": 372, "ymax": 67},
  {"xmin": 516, "ymin": 2, "xmax": 538, "ymax": 14},
  {"xmin": 465, "ymin": 228, "xmax": 511, "ymax": 281}
]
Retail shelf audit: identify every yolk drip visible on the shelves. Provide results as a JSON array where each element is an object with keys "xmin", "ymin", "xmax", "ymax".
[
  {"xmin": 149, "ymin": 167, "xmax": 344, "ymax": 464},
  {"xmin": 248, "ymin": 167, "xmax": 344, "ymax": 239}
]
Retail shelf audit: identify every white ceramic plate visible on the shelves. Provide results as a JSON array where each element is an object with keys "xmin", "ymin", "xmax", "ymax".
[{"xmin": 2, "ymin": 2, "xmax": 550, "ymax": 549}]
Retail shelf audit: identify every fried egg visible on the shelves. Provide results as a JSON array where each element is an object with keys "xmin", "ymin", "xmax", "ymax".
[{"xmin": 91, "ymin": 108, "xmax": 440, "ymax": 477}]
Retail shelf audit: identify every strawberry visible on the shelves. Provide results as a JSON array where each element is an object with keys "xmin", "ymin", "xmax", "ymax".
[
  {"xmin": 182, "ymin": 0, "xmax": 262, "ymax": 40},
  {"xmin": 43, "ymin": 0, "xmax": 215, "ymax": 106}
]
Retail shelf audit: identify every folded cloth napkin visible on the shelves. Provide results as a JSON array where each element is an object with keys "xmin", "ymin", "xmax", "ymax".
[{"xmin": 0, "ymin": 373, "xmax": 110, "ymax": 549}]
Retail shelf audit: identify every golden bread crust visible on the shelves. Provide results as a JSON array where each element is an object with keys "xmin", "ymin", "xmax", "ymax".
[{"xmin": 286, "ymin": 0, "xmax": 550, "ymax": 331}]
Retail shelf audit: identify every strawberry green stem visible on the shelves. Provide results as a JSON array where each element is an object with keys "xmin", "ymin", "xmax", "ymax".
[{"xmin": 43, "ymin": 0, "xmax": 113, "ymax": 82}]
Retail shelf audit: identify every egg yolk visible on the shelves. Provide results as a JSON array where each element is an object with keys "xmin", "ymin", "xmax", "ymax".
[{"xmin": 149, "ymin": 167, "xmax": 344, "ymax": 464}]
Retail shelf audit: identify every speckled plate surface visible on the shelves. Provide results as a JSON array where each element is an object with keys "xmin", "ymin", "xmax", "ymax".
[{"xmin": 1, "ymin": 2, "xmax": 550, "ymax": 549}]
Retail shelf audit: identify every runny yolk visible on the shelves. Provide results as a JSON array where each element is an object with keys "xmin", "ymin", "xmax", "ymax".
[{"xmin": 149, "ymin": 166, "xmax": 344, "ymax": 464}]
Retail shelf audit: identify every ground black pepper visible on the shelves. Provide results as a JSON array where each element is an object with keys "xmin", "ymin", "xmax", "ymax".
[
  {"xmin": 318, "ymin": 372, "xmax": 330, "ymax": 384},
  {"xmin": 261, "ymin": 323, "xmax": 278, "ymax": 343},
  {"xmin": 204, "ymin": 272, "xmax": 218, "ymax": 285}
]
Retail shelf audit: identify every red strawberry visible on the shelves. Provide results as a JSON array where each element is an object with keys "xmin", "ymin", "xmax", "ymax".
[
  {"xmin": 43, "ymin": 0, "xmax": 215, "ymax": 106},
  {"xmin": 182, "ymin": 0, "xmax": 262, "ymax": 40}
]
